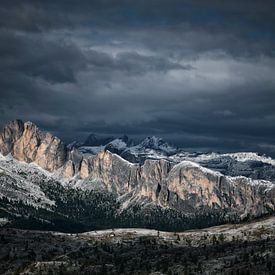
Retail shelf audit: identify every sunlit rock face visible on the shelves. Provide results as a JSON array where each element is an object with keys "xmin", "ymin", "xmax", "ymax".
[
  {"xmin": 79, "ymin": 157, "xmax": 92, "ymax": 179},
  {"xmin": 84, "ymin": 151, "xmax": 139, "ymax": 195},
  {"xmin": 0, "ymin": 120, "xmax": 67, "ymax": 172},
  {"xmin": 161, "ymin": 163, "xmax": 274, "ymax": 216},
  {"xmin": 12, "ymin": 122, "xmax": 41, "ymax": 163},
  {"xmin": 77, "ymin": 149, "xmax": 275, "ymax": 217},
  {"xmin": 63, "ymin": 160, "xmax": 75, "ymax": 178},
  {"xmin": 0, "ymin": 120, "xmax": 24, "ymax": 155},
  {"xmin": 35, "ymin": 132, "xmax": 67, "ymax": 172}
]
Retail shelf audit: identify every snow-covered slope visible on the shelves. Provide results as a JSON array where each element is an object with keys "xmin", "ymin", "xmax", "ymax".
[
  {"xmin": 77, "ymin": 135, "xmax": 178, "ymax": 163},
  {"xmin": 177, "ymin": 152, "xmax": 275, "ymax": 166},
  {"xmin": 175, "ymin": 152, "xmax": 275, "ymax": 182},
  {"xmin": 139, "ymin": 136, "xmax": 177, "ymax": 154},
  {"xmin": 0, "ymin": 153, "xmax": 55, "ymax": 208}
]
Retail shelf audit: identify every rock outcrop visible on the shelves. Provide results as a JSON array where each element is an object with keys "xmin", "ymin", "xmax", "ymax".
[
  {"xmin": 0, "ymin": 120, "xmax": 67, "ymax": 172},
  {"xmin": 13, "ymin": 122, "xmax": 41, "ymax": 163},
  {"xmin": 0, "ymin": 120, "xmax": 24, "ymax": 155},
  {"xmin": 35, "ymin": 132, "xmax": 67, "ymax": 172},
  {"xmin": 63, "ymin": 160, "xmax": 75, "ymax": 178}
]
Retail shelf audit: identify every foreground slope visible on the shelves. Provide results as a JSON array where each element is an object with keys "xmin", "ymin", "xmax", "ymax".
[{"xmin": 0, "ymin": 216, "xmax": 274, "ymax": 274}]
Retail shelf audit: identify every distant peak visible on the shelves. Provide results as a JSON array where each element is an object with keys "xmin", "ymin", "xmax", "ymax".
[
  {"xmin": 84, "ymin": 133, "xmax": 114, "ymax": 146},
  {"xmin": 141, "ymin": 136, "xmax": 171, "ymax": 148},
  {"xmin": 119, "ymin": 134, "xmax": 129, "ymax": 143}
]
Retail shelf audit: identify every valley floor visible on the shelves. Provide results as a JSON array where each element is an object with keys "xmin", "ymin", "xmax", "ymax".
[{"xmin": 0, "ymin": 216, "xmax": 275, "ymax": 274}]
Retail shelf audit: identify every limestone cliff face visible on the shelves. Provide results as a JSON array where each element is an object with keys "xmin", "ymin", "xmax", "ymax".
[
  {"xmin": 161, "ymin": 163, "xmax": 274, "ymax": 216},
  {"xmin": 79, "ymin": 158, "xmax": 90, "ymax": 179},
  {"xmin": 137, "ymin": 159, "xmax": 173, "ymax": 202},
  {"xmin": 80, "ymin": 151, "xmax": 138, "ymax": 194},
  {"xmin": 0, "ymin": 120, "xmax": 67, "ymax": 172},
  {"xmin": 0, "ymin": 120, "xmax": 24, "ymax": 155},
  {"xmin": 13, "ymin": 122, "xmax": 41, "ymax": 163},
  {"xmin": 35, "ymin": 132, "xmax": 67, "ymax": 172},
  {"xmin": 79, "ymin": 151, "xmax": 275, "ymax": 217},
  {"xmin": 63, "ymin": 148, "xmax": 83, "ymax": 178},
  {"xmin": 63, "ymin": 160, "xmax": 75, "ymax": 178}
]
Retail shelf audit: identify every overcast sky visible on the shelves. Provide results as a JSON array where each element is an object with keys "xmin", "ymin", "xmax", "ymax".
[{"xmin": 0, "ymin": 0, "xmax": 275, "ymax": 155}]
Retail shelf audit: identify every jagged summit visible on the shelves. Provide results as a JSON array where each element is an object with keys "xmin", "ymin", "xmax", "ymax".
[
  {"xmin": 0, "ymin": 119, "xmax": 67, "ymax": 172},
  {"xmin": 84, "ymin": 133, "xmax": 114, "ymax": 147},
  {"xmin": 76, "ymin": 133, "xmax": 178, "ymax": 163},
  {"xmin": 139, "ymin": 136, "xmax": 177, "ymax": 154},
  {"xmin": 141, "ymin": 136, "xmax": 169, "ymax": 148}
]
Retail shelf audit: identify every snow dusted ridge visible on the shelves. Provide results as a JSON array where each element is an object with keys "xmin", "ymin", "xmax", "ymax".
[
  {"xmin": 107, "ymin": 138, "xmax": 128, "ymax": 151},
  {"xmin": 185, "ymin": 152, "xmax": 275, "ymax": 166},
  {"xmin": 0, "ymin": 153, "xmax": 55, "ymax": 208},
  {"xmin": 172, "ymin": 160, "xmax": 224, "ymax": 177},
  {"xmin": 225, "ymin": 152, "xmax": 275, "ymax": 166},
  {"xmin": 76, "ymin": 135, "xmax": 178, "ymax": 161},
  {"xmin": 75, "ymin": 133, "xmax": 275, "ymax": 183},
  {"xmin": 1, "ymin": 149, "xmax": 274, "ymax": 192},
  {"xmin": 140, "ymin": 136, "xmax": 177, "ymax": 154},
  {"xmin": 170, "ymin": 159, "xmax": 274, "ymax": 192}
]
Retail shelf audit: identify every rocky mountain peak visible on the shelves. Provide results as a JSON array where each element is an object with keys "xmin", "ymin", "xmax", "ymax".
[
  {"xmin": 0, "ymin": 120, "xmax": 67, "ymax": 172},
  {"xmin": 84, "ymin": 133, "xmax": 114, "ymax": 146},
  {"xmin": 140, "ymin": 136, "xmax": 177, "ymax": 154},
  {"xmin": 141, "ymin": 136, "xmax": 164, "ymax": 148}
]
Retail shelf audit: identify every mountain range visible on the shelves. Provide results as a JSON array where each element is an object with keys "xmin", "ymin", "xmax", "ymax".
[{"xmin": 0, "ymin": 119, "xmax": 274, "ymax": 232}]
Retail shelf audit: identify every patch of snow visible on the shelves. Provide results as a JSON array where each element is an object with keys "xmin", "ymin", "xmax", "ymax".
[
  {"xmin": 0, "ymin": 153, "xmax": 7, "ymax": 160},
  {"xmin": 109, "ymin": 151, "xmax": 136, "ymax": 166},
  {"xmin": 0, "ymin": 155, "xmax": 55, "ymax": 208},
  {"xmin": 0, "ymin": 218, "xmax": 9, "ymax": 226},
  {"xmin": 107, "ymin": 139, "xmax": 127, "ymax": 150},
  {"xmin": 72, "ymin": 177, "xmax": 107, "ymax": 191},
  {"xmin": 172, "ymin": 160, "xmax": 223, "ymax": 177},
  {"xmin": 228, "ymin": 175, "xmax": 274, "ymax": 190},
  {"xmin": 225, "ymin": 152, "xmax": 275, "ymax": 166},
  {"xmin": 140, "ymin": 136, "xmax": 177, "ymax": 154},
  {"xmin": 179, "ymin": 152, "xmax": 275, "ymax": 166}
]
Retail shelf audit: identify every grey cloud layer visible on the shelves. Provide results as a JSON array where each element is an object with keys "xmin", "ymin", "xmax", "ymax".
[{"xmin": 0, "ymin": 0, "xmax": 275, "ymax": 155}]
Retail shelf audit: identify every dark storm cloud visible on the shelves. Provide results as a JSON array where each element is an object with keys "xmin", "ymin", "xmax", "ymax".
[
  {"xmin": 0, "ymin": 0, "xmax": 275, "ymax": 155},
  {"xmin": 86, "ymin": 50, "xmax": 193, "ymax": 75},
  {"xmin": 0, "ymin": 31, "xmax": 87, "ymax": 83},
  {"xmin": 0, "ymin": 0, "xmax": 69, "ymax": 31}
]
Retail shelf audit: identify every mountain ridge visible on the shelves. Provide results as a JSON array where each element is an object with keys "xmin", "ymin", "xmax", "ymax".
[
  {"xmin": 0, "ymin": 119, "xmax": 275, "ymax": 232},
  {"xmin": 72, "ymin": 131, "xmax": 275, "ymax": 182}
]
